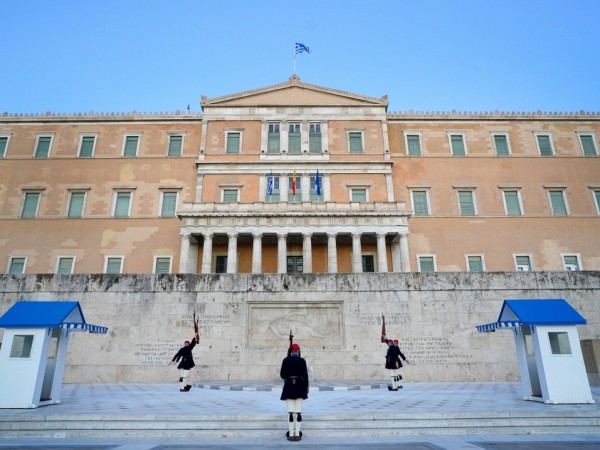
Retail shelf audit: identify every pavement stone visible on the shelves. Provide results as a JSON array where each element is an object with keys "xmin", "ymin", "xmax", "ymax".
[{"xmin": 0, "ymin": 381, "xmax": 598, "ymax": 449}]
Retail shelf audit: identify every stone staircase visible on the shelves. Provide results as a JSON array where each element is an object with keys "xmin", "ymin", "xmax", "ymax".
[{"xmin": 1, "ymin": 410, "xmax": 600, "ymax": 439}]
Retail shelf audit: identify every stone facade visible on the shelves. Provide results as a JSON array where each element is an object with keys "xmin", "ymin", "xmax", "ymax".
[{"xmin": 1, "ymin": 272, "xmax": 598, "ymax": 384}]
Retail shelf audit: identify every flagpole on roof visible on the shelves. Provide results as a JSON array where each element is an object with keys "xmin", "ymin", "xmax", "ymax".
[{"xmin": 293, "ymin": 44, "xmax": 296, "ymax": 74}]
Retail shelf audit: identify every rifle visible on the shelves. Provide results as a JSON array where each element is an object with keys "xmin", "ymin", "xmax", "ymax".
[
  {"xmin": 193, "ymin": 310, "xmax": 199, "ymax": 340},
  {"xmin": 380, "ymin": 313, "xmax": 386, "ymax": 343},
  {"xmin": 287, "ymin": 329, "xmax": 294, "ymax": 356}
]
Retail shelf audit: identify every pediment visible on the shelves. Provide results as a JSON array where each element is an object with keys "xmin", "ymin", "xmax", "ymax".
[{"xmin": 201, "ymin": 75, "xmax": 388, "ymax": 109}]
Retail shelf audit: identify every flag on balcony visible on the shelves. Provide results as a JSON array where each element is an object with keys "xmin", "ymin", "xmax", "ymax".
[
  {"xmin": 315, "ymin": 168, "xmax": 321, "ymax": 197},
  {"xmin": 291, "ymin": 169, "xmax": 297, "ymax": 196},
  {"xmin": 267, "ymin": 170, "xmax": 274, "ymax": 196}
]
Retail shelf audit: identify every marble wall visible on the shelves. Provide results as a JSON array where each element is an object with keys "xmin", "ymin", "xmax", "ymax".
[{"xmin": 0, "ymin": 272, "xmax": 598, "ymax": 383}]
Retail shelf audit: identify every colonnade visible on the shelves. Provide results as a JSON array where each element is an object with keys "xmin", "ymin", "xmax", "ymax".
[{"xmin": 179, "ymin": 230, "xmax": 410, "ymax": 274}]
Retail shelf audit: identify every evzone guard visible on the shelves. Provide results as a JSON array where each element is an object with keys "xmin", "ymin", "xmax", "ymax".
[
  {"xmin": 381, "ymin": 314, "xmax": 410, "ymax": 391},
  {"xmin": 169, "ymin": 311, "xmax": 200, "ymax": 392},
  {"xmin": 280, "ymin": 330, "xmax": 309, "ymax": 441}
]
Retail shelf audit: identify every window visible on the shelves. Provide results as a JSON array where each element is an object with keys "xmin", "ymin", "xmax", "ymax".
[
  {"xmin": 309, "ymin": 122, "xmax": 322, "ymax": 153},
  {"xmin": 515, "ymin": 255, "xmax": 532, "ymax": 272},
  {"xmin": 78, "ymin": 135, "xmax": 96, "ymax": 157},
  {"xmin": 287, "ymin": 256, "xmax": 303, "ymax": 273},
  {"xmin": 266, "ymin": 175, "xmax": 280, "ymax": 202},
  {"xmin": 288, "ymin": 175, "xmax": 301, "ymax": 202},
  {"xmin": 449, "ymin": 133, "xmax": 466, "ymax": 156},
  {"xmin": 493, "ymin": 133, "xmax": 510, "ymax": 156},
  {"xmin": 10, "ymin": 335, "xmax": 34, "ymax": 358},
  {"xmin": 67, "ymin": 191, "xmax": 87, "ymax": 218},
  {"xmin": 457, "ymin": 190, "xmax": 476, "ymax": 216},
  {"xmin": 593, "ymin": 190, "xmax": 600, "ymax": 215},
  {"xmin": 154, "ymin": 257, "xmax": 172, "ymax": 274},
  {"xmin": 348, "ymin": 131, "xmax": 363, "ymax": 153},
  {"xmin": 405, "ymin": 133, "xmax": 421, "ymax": 156},
  {"xmin": 8, "ymin": 257, "xmax": 26, "ymax": 274},
  {"xmin": 215, "ymin": 255, "xmax": 227, "ymax": 273},
  {"xmin": 0, "ymin": 135, "xmax": 10, "ymax": 158},
  {"xmin": 113, "ymin": 191, "xmax": 132, "ymax": 218},
  {"xmin": 411, "ymin": 190, "xmax": 429, "ymax": 216},
  {"xmin": 267, "ymin": 123, "xmax": 280, "ymax": 153},
  {"xmin": 123, "ymin": 135, "xmax": 140, "ymax": 157},
  {"xmin": 288, "ymin": 123, "xmax": 301, "ymax": 154},
  {"xmin": 536, "ymin": 133, "xmax": 554, "ymax": 156},
  {"xmin": 548, "ymin": 190, "xmax": 568, "ymax": 216},
  {"xmin": 578, "ymin": 133, "xmax": 597, "ymax": 156},
  {"xmin": 562, "ymin": 255, "xmax": 581, "ymax": 271},
  {"xmin": 549, "ymin": 332, "xmax": 572, "ymax": 355},
  {"xmin": 226, "ymin": 131, "xmax": 241, "ymax": 154},
  {"xmin": 21, "ymin": 192, "xmax": 41, "ymax": 218},
  {"xmin": 222, "ymin": 189, "xmax": 239, "ymax": 203},
  {"xmin": 57, "ymin": 257, "xmax": 75, "ymax": 274},
  {"xmin": 418, "ymin": 255, "xmax": 436, "ymax": 272},
  {"xmin": 160, "ymin": 191, "xmax": 178, "ymax": 217},
  {"xmin": 34, "ymin": 135, "xmax": 52, "ymax": 158},
  {"xmin": 310, "ymin": 174, "xmax": 323, "ymax": 202},
  {"xmin": 105, "ymin": 257, "xmax": 123, "ymax": 274},
  {"xmin": 351, "ymin": 188, "xmax": 367, "ymax": 202},
  {"xmin": 168, "ymin": 134, "xmax": 183, "ymax": 157},
  {"xmin": 502, "ymin": 190, "xmax": 522, "ymax": 216},
  {"xmin": 362, "ymin": 255, "xmax": 375, "ymax": 273},
  {"xmin": 467, "ymin": 255, "xmax": 484, "ymax": 272}
]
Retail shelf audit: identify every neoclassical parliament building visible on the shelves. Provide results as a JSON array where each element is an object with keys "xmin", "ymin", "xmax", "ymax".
[{"xmin": 1, "ymin": 75, "xmax": 599, "ymax": 276}]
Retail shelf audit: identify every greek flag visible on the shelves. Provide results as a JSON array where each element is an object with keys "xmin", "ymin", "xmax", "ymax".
[
  {"xmin": 295, "ymin": 42, "xmax": 310, "ymax": 54},
  {"xmin": 267, "ymin": 170, "xmax": 274, "ymax": 196}
]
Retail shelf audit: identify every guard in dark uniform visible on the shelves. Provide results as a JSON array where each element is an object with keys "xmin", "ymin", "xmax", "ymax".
[
  {"xmin": 280, "ymin": 343, "xmax": 309, "ymax": 441},
  {"xmin": 385, "ymin": 338, "xmax": 409, "ymax": 391},
  {"xmin": 169, "ymin": 333, "xmax": 199, "ymax": 392}
]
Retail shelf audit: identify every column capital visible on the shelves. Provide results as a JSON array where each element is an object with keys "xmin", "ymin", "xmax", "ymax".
[{"xmin": 227, "ymin": 232, "xmax": 239, "ymax": 238}]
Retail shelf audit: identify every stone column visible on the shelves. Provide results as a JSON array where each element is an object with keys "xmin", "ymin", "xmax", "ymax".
[
  {"xmin": 400, "ymin": 233, "xmax": 410, "ymax": 272},
  {"xmin": 277, "ymin": 233, "xmax": 287, "ymax": 273},
  {"xmin": 252, "ymin": 233, "xmax": 263, "ymax": 274},
  {"xmin": 351, "ymin": 233, "xmax": 362, "ymax": 273},
  {"xmin": 227, "ymin": 232, "xmax": 238, "ymax": 273},
  {"xmin": 391, "ymin": 236, "xmax": 401, "ymax": 272},
  {"xmin": 376, "ymin": 232, "xmax": 388, "ymax": 272},
  {"xmin": 201, "ymin": 233, "xmax": 213, "ymax": 274},
  {"xmin": 327, "ymin": 232, "xmax": 338, "ymax": 273},
  {"xmin": 179, "ymin": 232, "xmax": 191, "ymax": 273},
  {"xmin": 303, "ymin": 232, "xmax": 313, "ymax": 273}
]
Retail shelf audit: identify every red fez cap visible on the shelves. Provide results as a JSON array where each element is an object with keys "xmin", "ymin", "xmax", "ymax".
[{"xmin": 291, "ymin": 343, "xmax": 300, "ymax": 352}]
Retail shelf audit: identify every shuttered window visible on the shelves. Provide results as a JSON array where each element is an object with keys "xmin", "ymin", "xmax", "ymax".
[
  {"xmin": 458, "ymin": 191, "xmax": 475, "ymax": 216},
  {"xmin": 22, "ymin": 192, "xmax": 40, "ymax": 218},
  {"xmin": 223, "ymin": 189, "xmax": 238, "ymax": 203},
  {"xmin": 288, "ymin": 123, "xmax": 301, "ymax": 154},
  {"xmin": 549, "ymin": 190, "xmax": 567, "ymax": 216},
  {"xmin": 407, "ymin": 135, "xmax": 421, "ymax": 156},
  {"xmin": 468, "ymin": 256, "xmax": 484, "ymax": 272},
  {"xmin": 412, "ymin": 191, "xmax": 429, "ymax": 216},
  {"xmin": 123, "ymin": 135, "xmax": 139, "ymax": 157},
  {"xmin": 515, "ymin": 255, "xmax": 531, "ymax": 271},
  {"xmin": 563, "ymin": 255, "xmax": 580, "ymax": 271},
  {"xmin": 161, "ymin": 192, "xmax": 177, "ymax": 217},
  {"xmin": 226, "ymin": 132, "xmax": 240, "ymax": 153},
  {"xmin": 154, "ymin": 257, "xmax": 171, "ymax": 274},
  {"xmin": 8, "ymin": 257, "xmax": 26, "ymax": 274},
  {"xmin": 114, "ymin": 192, "xmax": 132, "ymax": 217},
  {"xmin": 168, "ymin": 135, "xmax": 183, "ymax": 156},
  {"xmin": 67, "ymin": 192, "xmax": 86, "ymax": 218},
  {"xmin": 493, "ymin": 134, "xmax": 509, "ymax": 156},
  {"xmin": 0, "ymin": 136, "xmax": 7, "ymax": 157},
  {"xmin": 268, "ymin": 123, "xmax": 280, "ymax": 153},
  {"xmin": 351, "ymin": 189, "xmax": 367, "ymax": 202},
  {"xmin": 349, "ymin": 132, "xmax": 363, "ymax": 153},
  {"xmin": 79, "ymin": 136, "xmax": 95, "ymax": 157},
  {"xmin": 419, "ymin": 256, "xmax": 435, "ymax": 272},
  {"xmin": 503, "ymin": 191, "xmax": 522, "ymax": 216},
  {"xmin": 537, "ymin": 134, "xmax": 553, "ymax": 156},
  {"xmin": 309, "ymin": 123, "xmax": 322, "ymax": 153},
  {"xmin": 35, "ymin": 136, "xmax": 51, "ymax": 158},
  {"xmin": 580, "ymin": 135, "xmax": 597, "ymax": 156},
  {"xmin": 105, "ymin": 257, "xmax": 123, "ymax": 274},
  {"xmin": 57, "ymin": 257, "xmax": 74, "ymax": 274},
  {"xmin": 450, "ymin": 134, "xmax": 466, "ymax": 156}
]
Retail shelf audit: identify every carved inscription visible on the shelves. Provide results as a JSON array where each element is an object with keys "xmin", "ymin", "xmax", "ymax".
[
  {"xmin": 359, "ymin": 311, "xmax": 410, "ymax": 325},
  {"xmin": 176, "ymin": 314, "xmax": 232, "ymax": 328},
  {"xmin": 134, "ymin": 339, "xmax": 179, "ymax": 366},
  {"xmin": 398, "ymin": 337, "xmax": 474, "ymax": 365}
]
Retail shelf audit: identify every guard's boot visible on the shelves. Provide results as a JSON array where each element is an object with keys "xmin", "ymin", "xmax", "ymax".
[
  {"xmin": 287, "ymin": 413, "xmax": 294, "ymax": 440},
  {"xmin": 295, "ymin": 413, "xmax": 302, "ymax": 440}
]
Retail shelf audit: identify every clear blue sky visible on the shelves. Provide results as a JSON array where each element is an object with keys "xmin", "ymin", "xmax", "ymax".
[{"xmin": 2, "ymin": 0, "xmax": 599, "ymax": 114}]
